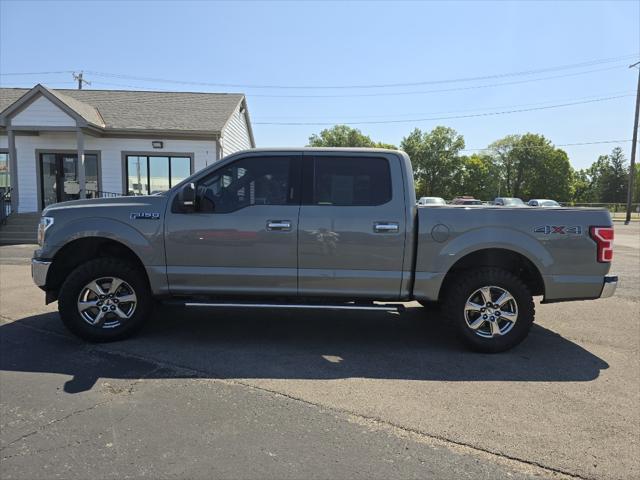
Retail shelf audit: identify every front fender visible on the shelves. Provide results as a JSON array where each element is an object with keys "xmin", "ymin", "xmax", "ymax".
[{"xmin": 41, "ymin": 217, "xmax": 164, "ymax": 266}]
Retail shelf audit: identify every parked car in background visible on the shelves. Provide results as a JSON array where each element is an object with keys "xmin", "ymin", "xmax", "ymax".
[
  {"xmin": 528, "ymin": 199, "xmax": 561, "ymax": 207},
  {"xmin": 417, "ymin": 196, "xmax": 446, "ymax": 206},
  {"xmin": 451, "ymin": 196, "xmax": 482, "ymax": 205},
  {"xmin": 494, "ymin": 197, "xmax": 526, "ymax": 207}
]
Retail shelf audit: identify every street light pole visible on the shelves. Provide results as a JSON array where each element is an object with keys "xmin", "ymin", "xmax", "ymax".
[{"xmin": 625, "ymin": 61, "xmax": 640, "ymax": 225}]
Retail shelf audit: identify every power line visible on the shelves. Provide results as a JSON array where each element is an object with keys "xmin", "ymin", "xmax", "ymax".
[
  {"xmin": 254, "ymin": 94, "xmax": 634, "ymax": 125},
  {"xmin": 247, "ymin": 65, "xmax": 629, "ymax": 98},
  {"xmin": 76, "ymin": 53, "xmax": 638, "ymax": 90},
  {"xmin": 254, "ymin": 90, "xmax": 636, "ymax": 120},
  {"xmin": 0, "ymin": 70, "xmax": 74, "ymax": 76},
  {"xmin": 1, "ymin": 59, "xmax": 633, "ymax": 100},
  {"xmin": 61, "ymin": 65, "xmax": 630, "ymax": 100}
]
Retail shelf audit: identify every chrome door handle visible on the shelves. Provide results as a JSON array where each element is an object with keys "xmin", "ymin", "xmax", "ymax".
[
  {"xmin": 374, "ymin": 222, "xmax": 399, "ymax": 233},
  {"xmin": 267, "ymin": 220, "xmax": 291, "ymax": 231}
]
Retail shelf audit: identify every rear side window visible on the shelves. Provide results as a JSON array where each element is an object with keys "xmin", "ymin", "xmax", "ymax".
[{"xmin": 312, "ymin": 156, "xmax": 391, "ymax": 206}]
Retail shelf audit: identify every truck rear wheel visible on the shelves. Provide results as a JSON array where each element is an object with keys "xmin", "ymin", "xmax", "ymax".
[
  {"xmin": 443, "ymin": 267, "xmax": 535, "ymax": 353},
  {"xmin": 58, "ymin": 257, "xmax": 151, "ymax": 342}
]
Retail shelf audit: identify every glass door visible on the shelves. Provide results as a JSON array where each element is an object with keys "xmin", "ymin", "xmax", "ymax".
[
  {"xmin": 39, "ymin": 153, "xmax": 98, "ymax": 209},
  {"xmin": 60, "ymin": 154, "xmax": 80, "ymax": 202},
  {"xmin": 40, "ymin": 154, "xmax": 59, "ymax": 209}
]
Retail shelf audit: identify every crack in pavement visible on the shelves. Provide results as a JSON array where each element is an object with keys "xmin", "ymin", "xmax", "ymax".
[
  {"xmin": 0, "ymin": 316, "xmax": 592, "ymax": 479},
  {"xmin": 0, "ymin": 400, "xmax": 112, "ymax": 452}
]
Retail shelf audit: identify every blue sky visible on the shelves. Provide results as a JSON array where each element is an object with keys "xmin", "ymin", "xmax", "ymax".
[{"xmin": 1, "ymin": 0, "xmax": 638, "ymax": 169}]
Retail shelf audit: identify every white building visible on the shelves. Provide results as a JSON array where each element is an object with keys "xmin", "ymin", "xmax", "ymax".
[{"xmin": 0, "ymin": 84, "xmax": 255, "ymax": 213}]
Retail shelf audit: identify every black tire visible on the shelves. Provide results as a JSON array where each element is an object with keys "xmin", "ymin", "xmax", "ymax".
[
  {"xmin": 418, "ymin": 300, "xmax": 441, "ymax": 315},
  {"xmin": 443, "ymin": 267, "xmax": 535, "ymax": 353},
  {"xmin": 58, "ymin": 257, "xmax": 151, "ymax": 342}
]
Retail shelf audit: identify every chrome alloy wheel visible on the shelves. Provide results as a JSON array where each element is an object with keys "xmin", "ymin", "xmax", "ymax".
[
  {"xmin": 77, "ymin": 277, "xmax": 137, "ymax": 329},
  {"xmin": 464, "ymin": 286, "xmax": 518, "ymax": 338}
]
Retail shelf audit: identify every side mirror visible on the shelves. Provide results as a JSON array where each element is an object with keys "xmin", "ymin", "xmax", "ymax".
[{"xmin": 178, "ymin": 182, "xmax": 197, "ymax": 210}]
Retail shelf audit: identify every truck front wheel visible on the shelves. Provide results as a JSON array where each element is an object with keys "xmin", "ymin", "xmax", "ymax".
[
  {"xmin": 443, "ymin": 267, "xmax": 535, "ymax": 353},
  {"xmin": 58, "ymin": 257, "xmax": 151, "ymax": 342}
]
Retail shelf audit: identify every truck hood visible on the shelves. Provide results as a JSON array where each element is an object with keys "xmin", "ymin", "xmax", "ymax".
[{"xmin": 42, "ymin": 195, "xmax": 168, "ymax": 216}]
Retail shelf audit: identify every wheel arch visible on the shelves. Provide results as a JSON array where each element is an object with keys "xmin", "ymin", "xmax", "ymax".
[
  {"xmin": 46, "ymin": 237, "xmax": 149, "ymax": 302},
  {"xmin": 438, "ymin": 248, "xmax": 545, "ymax": 300}
]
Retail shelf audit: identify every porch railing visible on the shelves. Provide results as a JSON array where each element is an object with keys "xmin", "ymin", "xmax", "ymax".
[
  {"xmin": 0, "ymin": 187, "xmax": 12, "ymax": 225},
  {"xmin": 86, "ymin": 190, "xmax": 123, "ymax": 199}
]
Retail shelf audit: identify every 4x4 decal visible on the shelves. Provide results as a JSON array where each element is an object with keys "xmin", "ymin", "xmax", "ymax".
[{"xmin": 533, "ymin": 225, "xmax": 582, "ymax": 235}]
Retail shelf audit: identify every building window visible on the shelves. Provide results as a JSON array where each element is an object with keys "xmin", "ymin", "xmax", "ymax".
[
  {"xmin": 0, "ymin": 152, "xmax": 9, "ymax": 190},
  {"xmin": 126, "ymin": 155, "xmax": 192, "ymax": 195}
]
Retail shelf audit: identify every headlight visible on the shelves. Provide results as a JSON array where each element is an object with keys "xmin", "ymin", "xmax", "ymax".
[{"xmin": 37, "ymin": 216, "xmax": 54, "ymax": 246}]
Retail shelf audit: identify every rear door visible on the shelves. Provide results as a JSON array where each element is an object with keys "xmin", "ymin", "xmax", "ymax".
[
  {"xmin": 298, "ymin": 152, "xmax": 406, "ymax": 299},
  {"xmin": 164, "ymin": 153, "xmax": 301, "ymax": 296}
]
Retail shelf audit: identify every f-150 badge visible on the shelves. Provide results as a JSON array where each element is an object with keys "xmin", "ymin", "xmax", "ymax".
[
  {"xmin": 533, "ymin": 225, "xmax": 582, "ymax": 235},
  {"xmin": 130, "ymin": 212, "xmax": 160, "ymax": 220}
]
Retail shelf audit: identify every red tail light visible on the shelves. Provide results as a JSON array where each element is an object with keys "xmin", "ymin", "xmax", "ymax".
[{"xmin": 590, "ymin": 226, "xmax": 614, "ymax": 263}]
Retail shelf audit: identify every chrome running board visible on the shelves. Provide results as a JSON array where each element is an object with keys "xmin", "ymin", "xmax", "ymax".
[{"xmin": 179, "ymin": 302, "xmax": 405, "ymax": 313}]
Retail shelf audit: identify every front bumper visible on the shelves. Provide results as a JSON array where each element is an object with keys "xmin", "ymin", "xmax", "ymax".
[
  {"xmin": 599, "ymin": 275, "xmax": 618, "ymax": 298},
  {"xmin": 31, "ymin": 259, "xmax": 51, "ymax": 287}
]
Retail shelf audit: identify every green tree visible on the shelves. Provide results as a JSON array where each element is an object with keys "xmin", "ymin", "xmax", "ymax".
[
  {"xmin": 488, "ymin": 135, "xmax": 519, "ymax": 197},
  {"xmin": 599, "ymin": 147, "xmax": 628, "ymax": 202},
  {"xmin": 489, "ymin": 133, "xmax": 572, "ymax": 200},
  {"xmin": 458, "ymin": 153, "xmax": 499, "ymax": 200},
  {"xmin": 575, "ymin": 147, "xmax": 630, "ymax": 203},
  {"xmin": 570, "ymin": 169, "xmax": 596, "ymax": 203},
  {"xmin": 308, "ymin": 125, "xmax": 396, "ymax": 149},
  {"xmin": 400, "ymin": 126, "xmax": 465, "ymax": 198}
]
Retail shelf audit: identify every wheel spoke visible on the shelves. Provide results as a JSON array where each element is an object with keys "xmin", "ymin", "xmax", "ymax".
[
  {"xmin": 108, "ymin": 278, "xmax": 124, "ymax": 295},
  {"xmin": 86, "ymin": 280, "xmax": 106, "ymax": 296},
  {"xmin": 490, "ymin": 320, "xmax": 502, "ymax": 337},
  {"xmin": 479, "ymin": 287, "xmax": 493, "ymax": 304},
  {"xmin": 468, "ymin": 316, "xmax": 485, "ymax": 330},
  {"xmin": 113, "ymin": 306, "xmax": 131, "ymax": 319},
  {"xmin": 500, "ymin": 311, "xmax": 518, "ymax": 324},
  {"xmin": 92, "ymin": 309, "xmax": 107, "ymax": 327},
  {"xmin": 78, "ymin": 299, "xmax": 98, "ymax": 312},
  {"xmin": 116, "ymin": 294, "xmax": 136, "ymax": 304},
  {"xmin": 465, "ymin": 301, "xmax": 483, "ymax": 313},
  {"xmin": 496, "ymin": 291, "xmax": 514, "ymax": 308}
]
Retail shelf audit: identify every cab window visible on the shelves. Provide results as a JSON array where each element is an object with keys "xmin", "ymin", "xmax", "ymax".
[{"xmin": 197, "ymin": 156, "xmax": 295, "ymax": 213}]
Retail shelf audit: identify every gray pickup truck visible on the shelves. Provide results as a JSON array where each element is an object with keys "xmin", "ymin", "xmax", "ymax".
[{"xmin": 32, "ymin": 148, "xmax": 617, "ymax": 352}]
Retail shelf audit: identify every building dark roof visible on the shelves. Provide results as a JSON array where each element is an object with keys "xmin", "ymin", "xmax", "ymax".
[{"xmin": 0, "ymin": 85, "xmax": 247, "ymax": 134}]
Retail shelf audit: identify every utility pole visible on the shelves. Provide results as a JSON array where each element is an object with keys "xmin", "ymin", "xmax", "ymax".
[
  {"xmin": 72, "ymin": 71, "xmax": 91, "ymax": 90},
  {"xmin": 625, "ymin": 61, "xmax": 640, "ymax": 225}
]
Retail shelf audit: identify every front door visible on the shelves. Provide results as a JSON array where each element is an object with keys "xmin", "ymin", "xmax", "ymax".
[
  {"xmin": 39, "ymin": 153, "xmax": 98, "ymax": 209},
  {"xmin": 164, "ymin": 153, "xmax": 301, "ymax": 296}
]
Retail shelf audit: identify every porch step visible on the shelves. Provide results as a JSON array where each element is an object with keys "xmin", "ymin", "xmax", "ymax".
[{"xmin": 0, "ymin": 213, "xmax": 39, "ymax": 245}]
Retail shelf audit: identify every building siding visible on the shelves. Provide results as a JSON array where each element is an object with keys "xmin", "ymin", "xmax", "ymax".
[
  {"xmin": 11, "ymin": 96, "xmax": 76, "ymax": 127},
  {"xmin": 221, "ymin": 104, "xmax": 252, "ymax": 156},
  {"xmin": 0, "ymin": 133, "xmax": 218, "ymax": 212}
]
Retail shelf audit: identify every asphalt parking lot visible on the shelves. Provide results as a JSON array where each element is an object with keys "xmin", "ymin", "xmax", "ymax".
[{"xmin": 1, "ymin": 223, "xmax": 638, "ymax": 480}]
